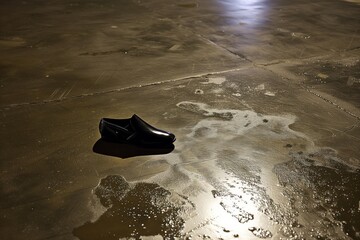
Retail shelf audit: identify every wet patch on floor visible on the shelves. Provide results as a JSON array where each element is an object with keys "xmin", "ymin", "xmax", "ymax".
[
  {"xmin": 146, "ymin": 102, "xmax": 309, "ymax": 237},
  {"xmin": 211, "ymin": 151, "xmax": 301, "ymax": 239},
  {"xmin": 171, "ymin": 101, "xmax": 358, "ymax": 238},
  {"xmin": 76, "ymin": 101, "xmax": 359, "ymax": 239},
  {"xmin": 73, "ymin": 175, "xmax": 189, "ymax": 239},
  {"xmin": 274, "ymin": 150, "xmax": 360, "ymax": 239}
]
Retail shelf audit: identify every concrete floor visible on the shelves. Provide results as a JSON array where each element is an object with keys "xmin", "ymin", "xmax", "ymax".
[{"xmin": 1, "ymin": 0, "xmax": 360, "ymax": 239}]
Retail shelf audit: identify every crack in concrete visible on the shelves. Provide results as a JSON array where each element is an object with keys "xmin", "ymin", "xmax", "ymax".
[
  {"xmin": 344, "ymin": 121, "xmax": 360, "ymax": 133},
  {"xmin": 159, "ymin": 14, "xmax": 252, "ymax": 63},
  {"xmin": 305, "ymin": 89, "xmax": 360, "ymax": 121},
  {"xmin": 254, "ymin": 60, "xmax": 286, "ymax": 66},
  {"xmin": 197, "ymin": 34, "xmax": 253, "ymax": 63},
  {"xmin": 0, "ymin": 67, "xmax": 248, "ymax": 110},
  {"xmin": 256, "ymin": 64, "xmax": 360, "ymax": 121},
  {"xmin": 306, "ymin": 122, "xmax": 360, "ymax": 141}
]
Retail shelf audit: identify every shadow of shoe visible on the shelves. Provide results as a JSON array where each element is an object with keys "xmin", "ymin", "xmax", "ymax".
[{"xmin": 92, "ymin": 138, "xmax": 175, "ymax": 159}]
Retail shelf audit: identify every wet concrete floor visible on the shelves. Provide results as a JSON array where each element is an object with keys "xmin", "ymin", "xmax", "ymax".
[{"xmin": 1, "ymin": 0, "xmax": 360, "ymax": 239}]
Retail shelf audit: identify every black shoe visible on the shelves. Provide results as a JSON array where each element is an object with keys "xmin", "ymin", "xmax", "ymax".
[{"xmin": 99, "ymin": 114, "xmax": 176, "ymax": 146}]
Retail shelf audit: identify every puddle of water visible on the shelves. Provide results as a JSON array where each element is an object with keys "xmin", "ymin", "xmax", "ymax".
[
  {"xmin": 274, "ymin": 150, "xmax": 360, "ymax": 239},
  {"xmin": 148, "ymin": 102, "xmax": 309, "ymax": 237},
  {"xmin": 73, "ymin": 175, "xmax": 186, "ymax": 239},
  {"xmin": 173, "ymin": 102, "xmax": 358, "ymax": 238}
]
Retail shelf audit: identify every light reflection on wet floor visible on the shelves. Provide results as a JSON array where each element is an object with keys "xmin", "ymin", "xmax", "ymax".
[{"xmin": 74, "ymin": 102, "xmax": 360, "ymax": 239}]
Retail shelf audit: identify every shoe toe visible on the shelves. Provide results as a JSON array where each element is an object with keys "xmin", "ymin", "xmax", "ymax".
[{"xmin": 169, "ymin": 133, "xmax": 176, "ymax": 143}]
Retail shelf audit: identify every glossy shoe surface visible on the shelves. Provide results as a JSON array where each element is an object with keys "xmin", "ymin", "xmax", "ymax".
[{"xmin": 99, "ymin": 115, "xmax": 176, "ymax": 145}]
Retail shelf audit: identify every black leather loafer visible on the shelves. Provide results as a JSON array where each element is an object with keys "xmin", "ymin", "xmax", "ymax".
[{"xmin": 99, "ymin": 114, "xmax": 176, "ymax": 145}]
